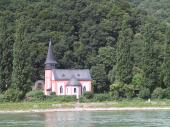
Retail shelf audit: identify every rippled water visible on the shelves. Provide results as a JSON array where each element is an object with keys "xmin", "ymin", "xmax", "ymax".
[{"xmin": 0, "ymin": 111, "xmax": 170, "ymax": 127}]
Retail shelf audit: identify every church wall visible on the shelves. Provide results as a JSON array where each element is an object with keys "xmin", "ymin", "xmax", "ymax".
[
  {"xmin": 56, "ymin": 81, "xmax": 68, "ymax": 95},
  {"xmin": 79, "ymin": 81, "xmax": 92, "ymax": 92},
  {"xmin": 44, "ymin": 70, "xmax": 52, "ymax": 95}
]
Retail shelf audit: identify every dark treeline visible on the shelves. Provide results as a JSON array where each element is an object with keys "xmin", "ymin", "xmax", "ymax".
[{"xmin": 0, "ymin": 0, "xmax": 170, "ymax": 101}]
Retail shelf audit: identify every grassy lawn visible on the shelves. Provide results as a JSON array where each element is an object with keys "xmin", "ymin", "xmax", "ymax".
[{"xmin": 1, "ymin": 99, "xmax": 170, "ymax": 110}]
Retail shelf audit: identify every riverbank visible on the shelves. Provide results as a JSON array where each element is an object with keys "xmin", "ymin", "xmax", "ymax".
[
  {"xmin": 1, "ymin": 99, "xmax": 170, "ymax": 113},
  {"xmin": 1, "ymin": 107, "xmax": 170, "ymax": 113}
]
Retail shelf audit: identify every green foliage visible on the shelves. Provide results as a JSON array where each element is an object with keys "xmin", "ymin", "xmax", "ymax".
[
  {"xmin": 164, "ymin": 88, "xmax": 170, "ymax": 99},
  {"xmin": 26, "ymin": 90, "xmax": 76, "ymax": 102},
  {"xmin": 4, "ymin": 88, "xmax": 23, "ymax": 102},
  {"xmin": 142, "ymin": 19, "xmax": 161, "ymax": 92},
  {"xmin": 91, "ymin": 64, "xmax": 108, "ymax": 93},
  {"xmin": 80, "ymin": 93, "xmax": 113, "ymax": 102},
  {"xmin": 138, "ymin": 88, "xmax": 150, "ymax": 99},
  {"xmin": 92, "ymin": 94, "xmax": 113, "ymax": 102},
  {"xmin": 110, "ymin": 81, "xmax": 124, "ymax": 99},
  {"xmin": 83, "ymin": 92, "xmax": 93, "ymax": 99},
  {"xmin": 132, "ymin": 73, "xmax": 144, "ymax": 86},
  {"xmin": 46, "ymin": 95, "xmax": 76, "ymax": 102},
  {"xmin": 115, "ymin": 24, "xmax": 133, "ymax": 84},
  {"xmin": 11, "ymin": 19, "xmax": 32, "ymax": 97},
  {"xmin": 0, "ymin": 0, "xmax": 169, "ymax": 101},
  {"xmin": 162, "ymin": 27, "xmax": 170, "ymax": 87},
  {"xmin": 26, "ymin": 90, "xmax": 45, "ymax": 101},
  {"xmin": 151, "ymin": 87, "xmax": 164, "ymax": 99},
  {"xmin": 0, "ymin": 94, "xmax": 6, "ymax": 102},
  {"xmin": 110, "ymin": 82, "xmax": 135, "ymax": 99}
]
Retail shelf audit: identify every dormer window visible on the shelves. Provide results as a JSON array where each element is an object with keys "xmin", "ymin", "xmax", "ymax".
[
  {"xmin": 62, "ymin": 74, "xmax": 65, "ymax": 77},
  {"xmin": 77, "ymin": 74, "xmax": 80, "ymax": 77}
]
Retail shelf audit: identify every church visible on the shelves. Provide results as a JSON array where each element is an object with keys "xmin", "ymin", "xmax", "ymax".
[{"xmin": 44, "ymin": 40, "xmax": 92, "ymax": 98}]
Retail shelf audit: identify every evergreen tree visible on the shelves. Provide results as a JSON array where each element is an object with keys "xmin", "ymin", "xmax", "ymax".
[
  {"xmin": 142, "ymin": 21, "xmax": 159, "ymax": 92},
  {"xmin": 90, "ymin": 64, "xmax": 108, "ymax": 93},
  {"xmin": 115, "ymin": 24, "xmax": 133, "ymax": 84},
  {"xmin": 163, "ymin": 27, "xmax": 170, "ymax": 87},
  {"xmin": 0, "ymin": 16, "xmax": 13, "ymax": 92},
  {"xmin": 11, "ymin": 18, "xmax": 32, "ymax": 97}
]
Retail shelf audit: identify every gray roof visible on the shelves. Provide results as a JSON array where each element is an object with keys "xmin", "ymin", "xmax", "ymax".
[
  {"xmin": 45, "ymin": 40, "xmax": 57, "ymax": 64},
  {"xmin": 67, "ymin": 76, "xmax": 80, "ymax": 86},
  {"xmin": 52, "ymin": 69, "xmax": 92, "ymax": 81}
]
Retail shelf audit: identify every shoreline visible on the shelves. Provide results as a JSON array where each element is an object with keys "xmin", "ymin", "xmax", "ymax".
[{"xmin": 1, "ymin": 107, "xmax": 170, "ymax": 113}]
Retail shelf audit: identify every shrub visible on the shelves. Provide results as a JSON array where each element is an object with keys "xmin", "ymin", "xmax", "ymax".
[
  {"xmin": 0, "ymin": 94, "xmax": 6, "ymax": 102},
  {"xmin": 138, "ymin": 88, "xmax": 150, "ymax": 99},
  {"xmin": 132, "ymin": 73, "xmax": 144, "ymax": 86},
  {"xmin": 123, "ymin": 85, "xmax": 135, "ymax": 99},
  {"xmin": 164, "ymin": 87, "xmax": 170, "ymax": 99},
  {"xmin": 151, "ymin": 87, "xmax": 164, "ymax": 99},
  {"xmin": 46, "ymin": 95, "xmax": 76, "ymax": 102},
  {"xmin": 83, "ymin": 92, "xmax": 93, "ymax": 99},
  {"xmin": 26, "ymin": 90, "xmax": 45, "ymax": 101},
  {"xmin": 79, "ymin": 96, "xmax": 91, "ymax": 103},
  {"xmin": 4, "ymin": 88, "xmax": 23, "ymax": 102},
  {"xmin": 110, "ymin": 82, "xmax": 124, "ymax": 99},
  {"xmin": 93, "ymin": 93, "xmax": 112, "ymax": 102}
]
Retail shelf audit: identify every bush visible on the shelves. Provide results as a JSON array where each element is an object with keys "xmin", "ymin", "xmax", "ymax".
[
  {"xmin": 0, "ymin": 94, "xmax": 6, "ymax": 102},
  {"xmin": 164, "ymin": 87, "xmax": 170, "ymax": 99},
  {"xmin": 79, "ymin": 96, "xmax": 91, "ymax": 103},
  {"xmin": 26, "ymin": 90, "xmax": 45, "ymax": 101},
  {"xmin": 46, "ymin": 95, "xmax": 76, "ymax": 102},
  {"xmin": 110, "ymin": 82, "xmax": 124, "ymax": 99},
  {"xmin": 132, "ymin": 73, "xmax": 144, "ymax": 86},
  {"xmin": 83, "ymin": 92, "xmax": 93, "ymax": 99},
  {"xmin": 151, "ymin": 87, "xmax": 164, "ymax": 99},
  {"xmin": 123, "ymin": 85, "xmax": 135, "ymax": 99},
  {"xmin": 138, "ymin": 88, "xmax": 150, "ymax": 99},
  {"xmin": 4, "ymin": 88, "xmax": 23, "ymax": 102},
  {"xmin": 92, "ymin": 93, "xmax": 112, "ymax": 102}
]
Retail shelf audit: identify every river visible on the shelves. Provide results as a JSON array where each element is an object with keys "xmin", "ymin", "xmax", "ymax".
[{"xmin": 0, "ymin": 111, "xmax": 170, "ymax": 127}]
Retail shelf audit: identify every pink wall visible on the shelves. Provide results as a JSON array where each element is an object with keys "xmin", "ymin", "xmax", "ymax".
[{"xmin": 44, "ymin": 70, "xmax": 52, "ymax": 95}]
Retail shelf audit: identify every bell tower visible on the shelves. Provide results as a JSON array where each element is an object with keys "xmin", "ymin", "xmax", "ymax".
[{"xmin": 44, "ymin": 39, "xmax": 57, "ymax": 95}]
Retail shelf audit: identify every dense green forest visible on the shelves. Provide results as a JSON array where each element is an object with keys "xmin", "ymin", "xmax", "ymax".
[{"xmin": 0, "ymin": 0, "xmax": 170, "ymax": 101}]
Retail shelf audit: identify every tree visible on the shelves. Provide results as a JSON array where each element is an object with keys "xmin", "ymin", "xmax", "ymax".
[
  {"xmin": 115, "ymin": 24, "xmax": 133, "ymax": 84},
  {"xmin": 142, "ymin": 20, "xmax": 159, "ymax": 92},
  {"xmin": 163, "ymin": 26, "xmax": 170, "ymax": 87},
  {"xmin": 90, "ymin": 64, "xmax": 108, "ymax": 93},
  {"xmin": 11, "ymin": 18, "xmax": 32, "ymax": 99},
  {"xmin": 0, "ymin": 15, "xmax": 14, "ymax": 92}
]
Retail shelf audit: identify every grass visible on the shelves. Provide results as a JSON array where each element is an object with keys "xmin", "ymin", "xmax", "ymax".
[{"xmin": 1, "ymin": 99, "xmax": 170, "ymax": 110}]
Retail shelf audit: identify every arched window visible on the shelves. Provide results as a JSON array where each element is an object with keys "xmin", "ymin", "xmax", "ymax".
[
  {"xmin": 60, "ymin": 86, "xmax": 63, "ymax": 94},
  {"xmin": 74, "ymin": 88, "xmax": 77, "ymax": 93},
  {"xmin": 83, "ymin": 86, "xmax": 86, "ymax": 92}
]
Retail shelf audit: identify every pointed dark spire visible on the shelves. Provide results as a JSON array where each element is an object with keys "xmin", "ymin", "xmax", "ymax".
[{"xmin": 45, "ymin": 39, "xmax": 57, "ymax": 69}]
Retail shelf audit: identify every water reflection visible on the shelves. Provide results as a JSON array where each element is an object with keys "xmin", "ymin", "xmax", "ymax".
[
  {"xmin": 44, "ymin": 111, "xmax": 95, "ymax": 127},
  {"xmin": 1, "ymin": 111, "xmax": 170, "ymax": 127}
]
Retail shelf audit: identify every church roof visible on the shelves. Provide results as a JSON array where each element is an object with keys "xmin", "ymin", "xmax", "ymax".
[
  {"xmin": 67, "ymin": 76, "xmax": 80, "ymax": 86},
  {"xmin": 52, "ymin": 69, "xmax": 92, "ymax": 81},
  {"xmin": 45, "ymin": 40, "xmax": 57, "ymax": 64}
]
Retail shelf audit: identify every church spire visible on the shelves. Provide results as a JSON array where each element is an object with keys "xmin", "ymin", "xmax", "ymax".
[{"xmin": 45, "ymin": 39, "xmax": 57, "ymax": 69}]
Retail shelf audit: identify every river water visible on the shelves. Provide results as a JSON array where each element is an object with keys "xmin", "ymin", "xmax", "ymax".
[{"xmin": 0, "ymin": 111, "xmax": 170, "ymax": 127}]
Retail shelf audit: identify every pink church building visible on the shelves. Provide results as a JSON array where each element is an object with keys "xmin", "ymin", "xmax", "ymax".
[{"xmin": 44, "ymin": 40, "xmax": 92, "ymax": 98}]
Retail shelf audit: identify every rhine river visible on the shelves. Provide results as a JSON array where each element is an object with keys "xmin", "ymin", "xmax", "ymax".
[{"xmin": 0, "ymin": 111, "xmax": 170, "ymax": 127}]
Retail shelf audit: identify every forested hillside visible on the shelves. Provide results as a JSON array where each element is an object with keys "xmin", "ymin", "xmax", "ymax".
[{"xmin": 0, "ymin": 0, "xmax": 169, "ymax": 101}]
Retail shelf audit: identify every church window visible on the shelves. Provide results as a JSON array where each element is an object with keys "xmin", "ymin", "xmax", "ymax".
[
  {"xmin": 83, "ymin": 86, "xmax": 86, "ymax": 92},
  {"xmin": 74, "ymin": 88, "xmax": 77, "ymax": 93},
  {"xmin": 60, "ymin": 86, "xmax": 63, "ymax": 94}
]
